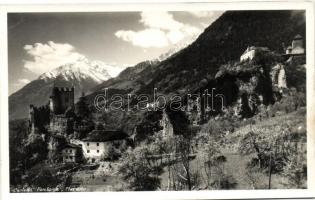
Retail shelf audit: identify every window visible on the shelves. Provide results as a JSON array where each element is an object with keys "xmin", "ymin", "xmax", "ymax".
[
  {"xmin": 87, "ymin": 150, "xmax": 90, "ymax": 153},
  {"xmin": 70, "ymin": 150, "xmax": 72, "ymax": 153},
  {"xmin": 97, "ymin": 150, "xmax": 99, "ymax": 153},
  {"xmin": 87, "ymin": 142, "xmax": 89, "ymax": 146},
  {"xmin": 97, "ymin": 143, "xmax": 99, "ymax": 146}
]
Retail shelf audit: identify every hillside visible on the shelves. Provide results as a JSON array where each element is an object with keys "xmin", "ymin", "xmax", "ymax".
[
  {"xmin": 87, "ymin": 10, "xmax": 305, "ymax": 100},
  {"xmin": 9, "ymin": 10, "xmax": 307, "ymax": 192},
  {"xmin": 85, "ymin": 10, "xmax": 306, "ymax": 133}
]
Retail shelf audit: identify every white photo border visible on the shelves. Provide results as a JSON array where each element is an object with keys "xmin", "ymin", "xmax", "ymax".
[{"xmin": 0, "ymin": 1, "xmax": 314, "ymax": 200}]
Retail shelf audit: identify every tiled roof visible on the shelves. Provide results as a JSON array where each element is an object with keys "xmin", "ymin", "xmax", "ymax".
[
  {"xmin": 63, "ymin": 143, "xmax": 81, "ymax": 149},
  {"xmin": 82, "ymin": 130, "xmax": 129, "ymax": 142},
  {"xmin": 294, "ymin": 34, "xmax": 303, "ymax": 39}
]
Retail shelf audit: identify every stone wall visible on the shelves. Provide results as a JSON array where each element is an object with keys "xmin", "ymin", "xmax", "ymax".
[
  {"xmin": 49, "ymin": 115, "xmax": 74, "ymax": 135},
  {"xmin": 49, "ymin": 87, "xmax": 74, "ymax": 115}
]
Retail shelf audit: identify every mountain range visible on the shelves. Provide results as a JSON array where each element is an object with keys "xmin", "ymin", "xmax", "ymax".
[
  {"xmin": 82, "ymin": 10, "xmax": 306, "ymax": 134},
  {"xmin": 9, "ymin": 35, "xmax": 194, "ymax": 120},
  {"xmin": 9, "ymin": 58, "xmax": 113, "ymax": 119},
  {"xmin": 9, "ymin": 10, "xmax": 306, "ymax": 121},
  {"xmin": 86, "ymin": 10, "xmax": 305, "ymax": 101}
]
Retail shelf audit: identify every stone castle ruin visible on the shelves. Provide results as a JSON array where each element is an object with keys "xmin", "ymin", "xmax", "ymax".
[
  {"xmin": 29, "ymin": 86, "xmax": 76, "ymax": 135},
  {"xmin": 48, "ymin": 87, "xmax": 75, "ymax": 135},
  {"xmin": 28, "ymin": 85, "xmax": 133, "ymax": 163},
  {"xmin": 49, "ymin": 86, "xmax": 74, "ymax": 115}
]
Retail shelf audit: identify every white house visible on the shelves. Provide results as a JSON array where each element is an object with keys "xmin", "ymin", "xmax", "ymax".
[
  {"xmin": 80, "ymin": 130, "xmax": 129, "ymax": 163},
  {"xmin": 240, "ymin": 46, "xmax": 269, "ymax": 62},
  {"xmin": 286, "ymin": 34, "xmax": 305, "ymax": 55}
]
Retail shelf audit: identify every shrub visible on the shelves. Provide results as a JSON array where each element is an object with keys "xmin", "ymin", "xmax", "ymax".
[
  {"xmin": 118, "ymin": 147, "xmax": 161, "ymax": 191},
  {"xmin": 211, "ymin": 173, "xmax": 237, "ymax": 189}
]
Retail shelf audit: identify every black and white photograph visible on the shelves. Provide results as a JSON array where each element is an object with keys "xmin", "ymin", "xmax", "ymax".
[{"xmin": 1, "ymin": 1, "xmax": 315, "ymax": 199}]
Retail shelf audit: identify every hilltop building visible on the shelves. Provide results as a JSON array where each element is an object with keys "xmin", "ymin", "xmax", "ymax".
[
  {"xmin": 29, "ymin": 86, "xmax": 75, "ymax": 135},
  {"xmin": 240, "ymin": 46, "xmax": 269, "ymax": 62},
  {"xmin": 48, "ymin": 86, "xmax": 75, "ymax": 135},
  {"xmin": 29, "ymin": 85, "xmax": 132, "ymax": 164},
  {"xmin": 285, "ymin": 34, "xmax": 305, "ymax": 55}
]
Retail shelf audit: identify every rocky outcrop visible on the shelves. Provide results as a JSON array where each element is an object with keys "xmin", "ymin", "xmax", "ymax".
[
  {"xmin": 213, "ymin": 50, "xmax": 290, "ymax": 118},
  {"xmin": 186, "ymin": 96, "xmax": 202, "ymax": 126},
  {"xmin": 132, "ymin": 110, "xmax": 174, "ymax": 143},
  {"xmin": 47, "ymin": 135, "xmax": 67, "ymax": 163},
  {"xmin": 278, "ymin": 66, "xmax": 287, "ymax": 89},
  {"xmin": 271, "ymin": 63, "xmax": 287, "ymax": 90},
  {"xmin": 158, "ymin": 110, "xmax": 174, "ymax": 138}
]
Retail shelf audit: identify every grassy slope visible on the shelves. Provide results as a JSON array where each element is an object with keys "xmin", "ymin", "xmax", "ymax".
[
  {"xmin": 61, "ymin": 109, "xmax": 306, "ymax": 191},
  {"xmin": 222, "ymin": 109, "xmax": 305, "ymax": 189},
  {"xmin": 158, "ymin": 109, "xmax": 306, "ymax": 190}
]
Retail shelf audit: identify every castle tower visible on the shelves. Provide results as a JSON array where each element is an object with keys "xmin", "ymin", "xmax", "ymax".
[
  {"xmin": 49, "ymin": 87, "xmax": 59, "ymax": 114},
  {"xmin": 49, "ymin": 86, "xmax": 75, "ymax": 115}
]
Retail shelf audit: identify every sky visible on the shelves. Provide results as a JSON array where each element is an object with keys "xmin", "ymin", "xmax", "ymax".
[{"xmin": 8, "ymin": 11, "xmax": 224, "ymax": 94}]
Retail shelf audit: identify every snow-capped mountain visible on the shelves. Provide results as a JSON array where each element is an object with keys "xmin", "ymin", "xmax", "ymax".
[
  {"xmin": 9, "ymin": 58, "xmax": 115, "ymax": 119},
  {"xmin": 157, "ymin": 35, "xmax": 198, "ymax": 61},
  {"xmin": 89, "ymin": 36, "xmax": 199, "ymax": 93},
  {"xmin": 39, "ymin": 58, "xmax": 112, "ymax": 83}
]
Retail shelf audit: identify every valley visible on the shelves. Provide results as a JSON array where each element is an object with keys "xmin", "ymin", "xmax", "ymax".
[{"xmin": 9, "ymin": 10, "xmax": 307, "ymax": 192}]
